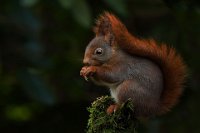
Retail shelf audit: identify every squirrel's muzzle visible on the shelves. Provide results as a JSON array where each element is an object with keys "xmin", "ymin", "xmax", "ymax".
[{"xmin": 83, "ymin": 57, "xmax": 91, "ymax": 66}]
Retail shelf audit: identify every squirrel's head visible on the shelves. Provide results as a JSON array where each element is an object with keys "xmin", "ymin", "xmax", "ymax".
[
  {"xmin": 83, "ymin": 12, "xmax": 118, "ymax": 66},
  {"xmin": 83, "ymin": 35, "xmax": 114, "ymax": 66}
]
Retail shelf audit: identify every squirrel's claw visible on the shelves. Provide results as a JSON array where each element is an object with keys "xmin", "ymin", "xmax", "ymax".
[{"xmin": 84, "ymin": 76, "xmax": 89, "ymax": 81}]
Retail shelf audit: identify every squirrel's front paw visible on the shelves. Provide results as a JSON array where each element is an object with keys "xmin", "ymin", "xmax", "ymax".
[{"xmin": 80, "ymin": 66, "xmax": 96, "ymax": 81}]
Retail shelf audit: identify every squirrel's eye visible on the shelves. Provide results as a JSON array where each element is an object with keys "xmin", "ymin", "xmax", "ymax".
[{"xmin": 94, "ymin": 48, "xmax": 103, "ymax": 55}]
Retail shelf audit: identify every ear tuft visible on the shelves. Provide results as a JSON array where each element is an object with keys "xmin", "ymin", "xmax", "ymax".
[
  {"xmin": 93, "ymin": 12, "xmax": 113, "ymax": 36},
  {"xmin": 93, "ymin": 12, "xmax": 128, "ymax": 46}
]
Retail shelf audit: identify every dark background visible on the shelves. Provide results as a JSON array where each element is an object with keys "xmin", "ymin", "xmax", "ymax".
[{"xmin": 0, "ymin": 0, "xmax": 200, "ymax": 133}]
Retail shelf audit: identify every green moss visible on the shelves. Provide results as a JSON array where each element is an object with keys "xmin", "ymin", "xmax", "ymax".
[{"xmin": 87, "ymin": 96, "xmax": 138, "ymax": 133}]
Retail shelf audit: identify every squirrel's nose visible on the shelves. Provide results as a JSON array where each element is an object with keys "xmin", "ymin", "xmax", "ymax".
[{"xmin": 83, "ymin": 57, "xmax": 90, "ymax": 66}]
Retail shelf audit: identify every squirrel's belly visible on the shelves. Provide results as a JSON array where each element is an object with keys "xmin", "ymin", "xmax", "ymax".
[
  {"xmin": 90, "ymin": 77, "xmax": 120, "ymax": 102},
  {"xmin": 90, "ymin": 77, "xmax": 120, "ymax": 87}
]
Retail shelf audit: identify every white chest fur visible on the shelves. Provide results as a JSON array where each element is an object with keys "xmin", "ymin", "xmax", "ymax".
[{"xmin": 110, "ymin": 86, "xmax": 120, "ymax": 103}]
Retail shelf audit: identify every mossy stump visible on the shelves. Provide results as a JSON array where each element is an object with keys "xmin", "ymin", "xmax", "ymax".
[{"xmin": 87, "ymin": 96, "xmax": 138, "ymax": 133}]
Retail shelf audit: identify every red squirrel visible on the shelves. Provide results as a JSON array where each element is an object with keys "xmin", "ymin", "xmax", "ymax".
[{"xmin": 80, "ymin": 12, "xmax": 187, "ymax": 117}]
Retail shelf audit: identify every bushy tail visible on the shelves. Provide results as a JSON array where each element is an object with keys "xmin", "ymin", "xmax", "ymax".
[{"xmin": 94, "ymin": 12, "xmax": 187, "ymax": 115}]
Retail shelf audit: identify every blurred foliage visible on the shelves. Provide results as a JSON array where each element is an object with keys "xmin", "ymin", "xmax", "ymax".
[{"xmin": 0, "ymin": 0, "xmax": 200, "ymax": 133}]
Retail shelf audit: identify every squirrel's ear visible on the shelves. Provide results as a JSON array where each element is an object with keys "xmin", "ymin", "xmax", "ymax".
[
  {"xmin": 94, "ymin": 12, "xmax": 115, "ymax": 45},
  {"xmin": 104, "ymin": 32, "xmax": 114, "ymax": 46},
  {"xmin": 93, "ymin": 13, "xmax": 112, "ymax": 36},
  {"xmin": 94, "ymin": 12, "xmax": 128, "ymax": 46}
]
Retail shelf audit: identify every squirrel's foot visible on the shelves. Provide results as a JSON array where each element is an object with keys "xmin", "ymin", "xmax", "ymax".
[
  {"xmin": 80, "ymin": 66, "xmax": 97, "ymax": 81},
  {"xmin": 106, "ymin": 104, "xmax": 119, "ymax": 115}
]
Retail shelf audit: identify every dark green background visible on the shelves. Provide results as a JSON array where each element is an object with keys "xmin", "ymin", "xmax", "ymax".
[{"xmin": 0, "ymin": 0, "xmax": 199, "ymax": 133}]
